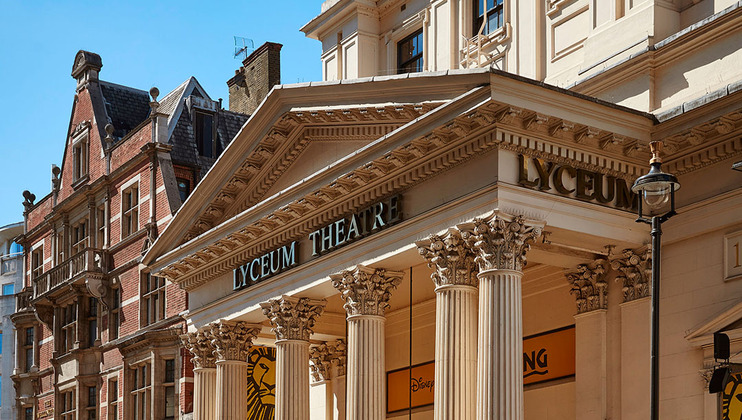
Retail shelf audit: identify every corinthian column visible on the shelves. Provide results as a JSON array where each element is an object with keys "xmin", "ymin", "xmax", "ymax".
[
  {"xmin": 261, "ymin": 296, "xmax": 326, "ymax": 420},
  {"xmin": 417, "ymin": 229, "xmax": 478, "ymax": 420},
  {"xmin": 181, "ymin": 330, "xmax": 217, "ymax": 420},
  {"xmin": 459, "ymin": 212, "xmax": 543, "ymax": 420},
  {"xmin": 209, "ymin": 320, "xmax": 261, "ymax": 420},
  {"xmin": 330, "ymin": 265, "xmax": 403, "ymax": 420}
]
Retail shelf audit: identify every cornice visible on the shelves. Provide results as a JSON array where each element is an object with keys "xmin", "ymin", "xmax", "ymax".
[
  {"xmin": 156, "ymin": 100, "xmax": 649, "ymax": 291},
  {"xmin": 181, "ymin": 105, "xmax": 434, "ymax": 244}
]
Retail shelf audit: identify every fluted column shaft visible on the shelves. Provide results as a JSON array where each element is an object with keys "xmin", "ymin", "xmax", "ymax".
[
  {"xmin": 215, "ymin": 360, "xmax": 248, "ymax": 419},
  {"xmin": 276, "ymin": 340, "xmax": 311, "ymax": 420},
  {"xmin": 418, "ymin": 229, "xmax": 478, "ymax": 420},
  {"xmin": 209, "ymin": 321, "xmax": 261, "ymax": 420},
  {"xmin": 346, "ymin": 314, "xmax": 386, "ymax": 420},
  {"xmin": 477, "ymin": 269, "xmax": 524, "ymax": 419},
  {"xmin": 435, "ymin": 284, "xmax": 478, "ymax": 419},
  {"xmin": 262, "ymin": 296, "xmax": 326, "ymax": 420},
  {"xmin": 458, "ymin": 211, "xmax": 543, "ymax": 420},
  {"xmin": 193, "ymin": 367, "xmax": 216, "ymax": 420},
  {"xmin": 331, "ymin": 265, "xmax": 402, "ymax": 420}
]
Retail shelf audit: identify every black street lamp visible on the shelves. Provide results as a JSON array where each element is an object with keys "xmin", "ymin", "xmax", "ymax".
[{"xmin": 631, "ymin": 141, "xmax": 680, "ymax": 420}]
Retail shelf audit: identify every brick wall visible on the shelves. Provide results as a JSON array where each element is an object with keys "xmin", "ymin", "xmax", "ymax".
[{"xmin": 227, "ymin": 42, "xmax": 282, "ymax": 115}]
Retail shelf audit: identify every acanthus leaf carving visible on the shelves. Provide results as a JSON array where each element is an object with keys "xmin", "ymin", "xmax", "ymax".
[
  {"xmin": 181, "ymin": 330, "xmax": 217, "ymax": 368},
  {"xmin": 416, "ymin": 228, "xmax": 478, "ymax": 288},
  {"xmin": 458, "ymin": 212, "xmax": 544, "ymax": 272},
  {"xmin": 208, "ymin": 320, "xmax": 261, "ymax": 362},
  {"xmin": 610, "ymin": 247, "xmax": 651, "ymax": 303},
  {"xmin": 261, "ymin": 296, "xmax": 326, "ymax": 341},
  {"xmin": 566, "ymin": 259, "xmax": 608, "ymax": 314},
  {"xmin": 330, "ymin": 265, "xmax": 403, "ymax": 317},
  {"xmin": 309, "ymin": 339, "xmax": 347, "ymax": 382}
]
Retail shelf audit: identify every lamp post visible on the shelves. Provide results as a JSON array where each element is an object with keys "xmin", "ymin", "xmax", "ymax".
[{"xmin": 631, "ymin": 141, "xmax": 680, "ymax": 420}]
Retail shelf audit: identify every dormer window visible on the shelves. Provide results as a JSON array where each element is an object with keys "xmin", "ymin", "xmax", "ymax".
[
  {"xmin": 195, "ymin": 112, "xmax": 215, "ymax": 158},
  {"xmin": 474, "ymin": 0, "xmax": 504, "ymax": 36},
  {"xmin": 72, "ymin": 134, "xmax": 89, "ymax": 182}
]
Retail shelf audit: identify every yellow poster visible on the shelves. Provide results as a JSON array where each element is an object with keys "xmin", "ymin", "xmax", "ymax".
[
  {"xmin": 523, "ymin": 326, "xmax": 576, "ymax": 385},
  {"xmin": 246, "ymin": 346, "xmax": 276, "ymax": 420},
  {"xmin": 722, "ymin": 372, "xmax": 742, "ymax": 420},
  {"xmin": 387, "ymin": 361, "xmax": 435, "ymax": 413}
]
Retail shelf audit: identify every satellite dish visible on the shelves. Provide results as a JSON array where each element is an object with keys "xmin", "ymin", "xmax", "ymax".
[{"xmin": 234, "ymin": 36, "xmax": 255, "ymax": 60}]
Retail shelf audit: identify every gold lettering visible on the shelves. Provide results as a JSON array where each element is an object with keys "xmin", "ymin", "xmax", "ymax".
[
  {"xmin": 553, "ymin": 166, "xmax": 576, "ymax": 194},
  {"xmin": 533, "ymin": 158, "xmax": 555, "ymax": 191}
]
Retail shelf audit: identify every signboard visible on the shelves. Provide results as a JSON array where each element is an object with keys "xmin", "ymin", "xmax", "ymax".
[
  {"xmin": 385, "ymin": 326, "xmax": 576, "ymax": 412},
  {"xmin": 246, "ymin": 346, "xmax": 276, "ymax": 420},
  {"xmin": 523, "ymin": 325, "xmax": 576, "ymax": 385},
  {"xmin": 233, "ymin": 195, "xmax": 401, "ymax": 291},
  {"xmin": 724, "ymin": 230, "xmax": 742, "ymax": 282},
  {"xmin": 518, "ymin": 154, "xmax": 637, "ymax": 211},
  {"xmin": 387, "ymin": 361, "xmax": 435, "ymax": 413},
  {"xmin": 722, "ymin": 372, "xmax": 742, "ymax": 420}
]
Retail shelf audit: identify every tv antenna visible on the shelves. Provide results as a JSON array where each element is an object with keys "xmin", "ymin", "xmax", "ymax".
[{"xmin": 234, "ymin": 36, "xmax": 255, "ymax": 60}]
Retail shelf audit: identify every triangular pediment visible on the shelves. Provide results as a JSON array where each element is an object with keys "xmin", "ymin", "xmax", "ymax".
[{"xmin": 686, "ymin": 299, "xmax": 742, "ymax": 345}]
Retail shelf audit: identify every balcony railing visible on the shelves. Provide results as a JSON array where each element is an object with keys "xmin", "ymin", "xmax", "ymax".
[
  {"xmin": 33, "ymin": 248, "xmax": 108, "ymax": 299},
  {"xmin": 16, "ymin": 288, "xmax": 32, "ymax": 312}
]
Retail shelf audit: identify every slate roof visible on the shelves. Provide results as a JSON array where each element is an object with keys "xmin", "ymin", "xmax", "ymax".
[
  {"xmin": 170, "ymin": 106, "xmax": 249, "ymax": 181},
  {"xmin": 99, "ymin": 81, "xmax": 151, "ymax": 140}
]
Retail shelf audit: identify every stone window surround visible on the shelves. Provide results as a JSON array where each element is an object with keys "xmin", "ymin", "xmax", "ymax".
[
  {"xmin": 120, "ymin": 177, "xmax": 140, "ymax": 240},
  {"xmin": 70, "ymin": 130, "xmax": 89, "ymax": 185}
]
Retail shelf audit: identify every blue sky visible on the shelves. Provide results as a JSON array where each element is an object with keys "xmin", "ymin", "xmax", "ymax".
[{"xmin": 0, "ymin": 0, "xmax": 323, "ymax": 226}]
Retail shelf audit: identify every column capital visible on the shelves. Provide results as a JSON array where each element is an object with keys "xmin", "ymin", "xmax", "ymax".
[
  {"xmin": 566, "ymin": 259, "xmax": 608, "ymax": 314},
  {"xmin": 309, "ymin": 339, "xmax": 347, "ymax": 382},
  {"xmin": 458, "ymin": 211, "xmax": 544, "ymax": 273},
  {"xmin": 208, "ymin": 320, "xmax": 261, "ymax": 362},
  {"xmin": 610, "ymin": 246, "xmax": 651, "ymax": 303},
  {"xmin": 181, "ymin": 330, "xmax": 217, "ymax": 369},
  {"xmin": 416, "ymin": 228, "xmax": 478, "ymax": 288},
  {"xmin": 330, "ymin": 265, "xmax": 403, "ymax": 317},
  {"xmin": 261, "ymin": 296, "xmax": 326, "ymax": 341}
]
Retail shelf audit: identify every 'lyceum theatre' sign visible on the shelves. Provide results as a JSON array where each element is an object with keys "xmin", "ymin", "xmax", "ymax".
[
  {"xmin": 518, "ymin": 154, "xmax": 637, "ymax": 210},
  {"xmin": 233, "ymin": 195, "xmax": 401, "ymax": 290}
]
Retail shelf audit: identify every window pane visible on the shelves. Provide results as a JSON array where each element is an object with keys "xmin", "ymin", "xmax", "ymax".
[
  {"xmin": 25, "ymin": 327, "xmax": 33, "ymax": 346},
  {"xmin": 165, "ymin": 386, "xmax": 175, "ymax": 418},
  {"xmin": 1, "ymin": 284, "xmax": 11, "ymax": 295},
  {"xmin": 165, "ymin": 359, "xmax": 175, "ymax": 383}
]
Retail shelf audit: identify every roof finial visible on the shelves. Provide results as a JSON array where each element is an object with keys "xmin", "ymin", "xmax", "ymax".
[{"xmin": 649, "ymin": 141, "xmax": 663, "ymax": 164}]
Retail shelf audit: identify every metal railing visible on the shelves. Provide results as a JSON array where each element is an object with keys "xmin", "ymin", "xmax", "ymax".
[{"xmin": 33, "ymin": 248, "xmax": 107, "ymax": 299}]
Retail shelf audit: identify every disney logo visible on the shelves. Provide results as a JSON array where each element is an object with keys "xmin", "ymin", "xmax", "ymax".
[{"xmin": 411, "ymin": 377, "xmax": 434, "ymax": 393}]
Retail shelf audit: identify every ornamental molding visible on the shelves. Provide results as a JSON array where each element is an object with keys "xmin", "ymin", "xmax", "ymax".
[
  {"xmin": 458, "ymin": 211, "xmax": 545, "ymax": 273},
  {"xmin": 158, "ymin": 99, "xmax": 648, "ymax": 291},
  {"xmin": 330, "ymin": 265, "xmax": 403, "ymax": 317},
  {"xmin": 181, "ymin": 330, "xmax": 217, "ymax": 369},
  {"xmin": 208, "ymin": 320, "xmax": 261, "ymax": 362},
  {"xmin": 309, "ymin": 339, "xmax": 347, "ymax": 382},
  {"xmin": 261, "ymin": 296, "xmax": 326, "ymax": 341},
  {"xmin": 566, "ymin": 259, "xmax": 608, "ymax": 314},
  {"xmin": 416, "ymin": 228, "xmax": 478, "ymax": 288},
  {"xmin": 610, "ymin": 246, "xmax": 651, "ymax": 303},
  {"xmin": 181, "ymin": 104, "xmax": 436, "ymax": 244}
]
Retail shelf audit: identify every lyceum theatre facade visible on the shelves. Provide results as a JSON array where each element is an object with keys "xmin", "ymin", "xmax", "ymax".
[{"xmin": 144, "ymin": 0, "xmax": 742, "ymax": 419}]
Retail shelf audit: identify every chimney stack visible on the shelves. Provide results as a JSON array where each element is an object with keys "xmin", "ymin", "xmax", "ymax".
[{"xmin": 227, "ymin": 42, "xmax": 282, "ymax": 116}]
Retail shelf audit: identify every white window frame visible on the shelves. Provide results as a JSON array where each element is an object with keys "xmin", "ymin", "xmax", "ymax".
[{"xmin": 121, "ymin": 178, "xmax": 140, "ymax": 239}]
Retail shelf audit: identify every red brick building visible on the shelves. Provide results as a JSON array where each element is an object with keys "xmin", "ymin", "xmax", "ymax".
[{"xmin": 12, "ymin": 45, "xmax": 280, "ymax": 420}]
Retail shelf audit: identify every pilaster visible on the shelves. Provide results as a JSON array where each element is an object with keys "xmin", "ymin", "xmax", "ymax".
[
  {"xmin": 566, "ymin": 259, "xmax": 609, "ymax": 420},
  {"xmin": 309, "ymin": 339, "xmax": 347, "ymax": 420},
  {"xmin": 330, "ymin": 265, "xmax": 403, "ymax": 420},
  {"xmin": 261, "ymin": 296, "xmax": 326, "ymax": 420}
]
